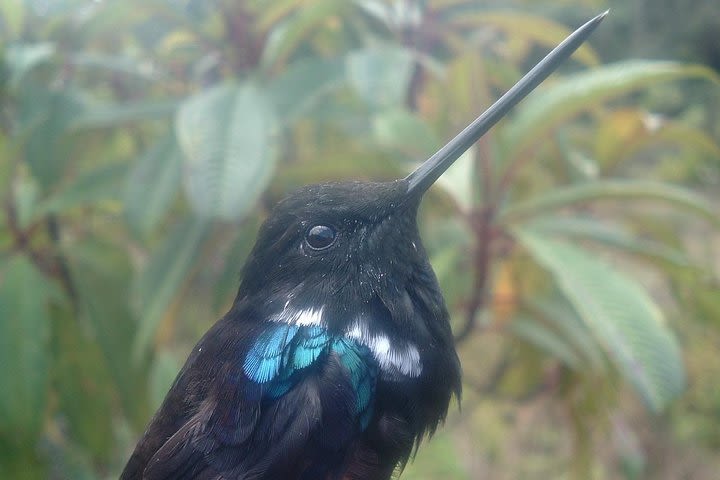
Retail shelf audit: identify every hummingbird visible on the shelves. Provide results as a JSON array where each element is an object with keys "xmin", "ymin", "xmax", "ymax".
[{"xmin": 121, "ymin": 12, "xmax": 606, "ymax": 480}]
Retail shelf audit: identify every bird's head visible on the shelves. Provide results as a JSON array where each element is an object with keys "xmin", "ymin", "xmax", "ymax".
[{"xmin": 234, "ymin": 11, "xmax": 608, "ymax": 334}]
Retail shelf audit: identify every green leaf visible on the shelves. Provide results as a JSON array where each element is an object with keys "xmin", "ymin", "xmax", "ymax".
[
  {"xmin": 33, "ymin": 163, "xmax": 127, "ymax": 218},
  {"xmin": 132, "ymin": 218, "xmax": 208, "ymax": 358},
  {"xmin": 526, "ymin": 216, "xmax": 694, "ymax": 269},
  {"xmin": 18, "ymin": 89, "xmax": 86, "ymax": 187},
  {"xmin": 498, "ymin": 180, "xmax": 720, "ymax": 227},
  {"xmin": 0, "ymin": 256, "xmax": 53, "ymax": 443},
  {"xmin": 176, "ymin": 83, "xmax": 279, "ymax": 220},
  {"xmin": 516, "ymin": 230, "xmax": 685, "ymax": 412},
  {"xmin": 212, "ymin": 216, "xmax": 263, "ymax": 312},
  {"xmin": 266, "ymin": 57, "xmax": 346, "ymax": 125},
  {"xmin": 69, "ymin": 99, "xmax": 179, "ymax": 130},
  {"xmin": 65, "ymin": 240, "xmax": 150, "ymax": 428},
  {"xmin": 509, "ymin": 316, "xmax": 583, "ymax": 369},
  {"xmin": 371, "ymin": 108, "xmax": 440, "ymax": 156},
  {"xmin": 502, "ymin": 61, "xmax": 720, "ymax": 164},
  {"xmin": 0, "ymin": 0, "xmax": 25, "ymax": 40},
  {"xmin": 346, "ymin": 45, "xmax": 415, "ymax": 108},
  {"xmin": 124, "ymin": 133, "xmax": 182, "ymax": 236},
  {"xmin": 4, "ymin": 43, "xmax": 55, "ymax": 90},
  {"xmin": 448, "ymin": 11, "xmax": 599, "ymax": 66},
  {"xmin": 52, "ymin": 304, "xmax": 115, "ymax": 461},
  {"xmin": 524, "ymin": 296, "xmax": 606, "ymax": 370},
  {"xmin": 260, "ymin": 0, "xmax": 352, "ymax": 69},
  {"xmin": 149, "ymin": 349, "xmax": 182, "ymax": 412}
]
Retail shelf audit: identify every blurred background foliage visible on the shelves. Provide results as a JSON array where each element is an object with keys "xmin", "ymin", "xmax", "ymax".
[{"xmin": 0, "ymin": 0, "xmax": 719, "ymax": 478}]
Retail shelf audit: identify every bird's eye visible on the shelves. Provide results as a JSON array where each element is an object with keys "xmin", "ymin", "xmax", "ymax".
[{"xmin": 305, "ymin": 225, "xmax": 336, "ymax": 250}]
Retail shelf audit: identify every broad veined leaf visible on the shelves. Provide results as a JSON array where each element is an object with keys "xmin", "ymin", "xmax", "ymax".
[
  {"xmin": 526, "ymin": 216, "xmax": 694, "ymax": 269},
  {"xmin": 0, "ymin": 256, "xmax": 54, "ymax": 442},
  {"xmin": 346, "ymin": 45, "xmax": 415, "ymax": 108},
  {"xmin": 132, "ymin": 218, "xmax": 209, "ymax": 358},
  {"xmin": 516, "ymin": 229, "xmax": 685, "ymax": 412},
  {"xmin": 498, "ymin": 180, "xmax": 720, "ymax": 228},
  {"xmin": 522, "ymin": 296, "xmax": 606, "ymax": 370},
  {"xmin": 124, "ymin": 133, "xmax": 182, "ymax": 236},
  {"xmin": 266, "ymin": 56, "xmax": 346, "ymax": 125},
  {"xmin": 502, "ymin": 61, "xmax": 720, "ymax": 164},
  {"xmin": 176, "ymin": 83, "xmax": 279, "ymax": 220}
]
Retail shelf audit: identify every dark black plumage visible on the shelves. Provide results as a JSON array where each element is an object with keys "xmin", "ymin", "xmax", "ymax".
[{"xmin": 120, "ymin": 12, "xmax": 606, "ymax": 480}]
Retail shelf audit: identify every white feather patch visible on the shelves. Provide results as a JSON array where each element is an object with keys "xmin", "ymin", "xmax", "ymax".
[
  {"xmin": 346, "ymin": 321, "xmax": 422, "ymax": 378},
  {"xmin": 271, "ymin": 305, "xmax": 325, "ymax": 327}
]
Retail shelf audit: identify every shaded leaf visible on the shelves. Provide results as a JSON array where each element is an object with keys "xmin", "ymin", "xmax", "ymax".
[
  {"xmin": 176, "ymin": 83, "xmax": 278, "ymax": 220},
  {"xmin": 509, "ymin": 316, "xmax": 583, "ymax": 369},
  {"xmin": 70, "ymin": 99, "xmax": 179, "ymax": 130},
  {"xmin": 132, "ymin": 218, "xmax": 208, "ymax": 358},
  {"xmin": 0, "ymin": 256, "xmax": 53, "ymax": 443},
  {"xmin": 124, "ymin": 133, "xmax": 182, "ymax": 236},
  {"xmin": 18, "ymin": 89, "xmax": 86, "ymax": 187},
  {"xmin": 52, "ymin": 303, "xmax": 115, "ymax": 461},
  {"xmin": 34, "ymin": 163, "xmax": 127, "ymax": 218},
  {"xmin": 516, "ymin": 230, "xmax": 685, "ymax": 411},
  {"xmin": 149, "ymin": 349, "xmax": 182, "ymax": 411},
  {"xmin": 65, "ymin": 240, "xmax": 150, "ymax": 428},
  {"xmin": 4, "ymin": 43, "xmax": 54, "ymax": 90}
]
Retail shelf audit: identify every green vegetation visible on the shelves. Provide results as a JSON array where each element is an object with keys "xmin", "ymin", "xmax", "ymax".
[{"xmin": 1, "ymin": 1, "xmax": 718, "ymax": 478}]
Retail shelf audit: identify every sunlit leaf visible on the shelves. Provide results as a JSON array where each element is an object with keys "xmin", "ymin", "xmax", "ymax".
[
  {"xmin": 124, "ymin": 133, "xmax": 182, "ymax": 236},
  {"xmin": 346, "ymin": 45, "xmax": 415, "ymax": 108},
  {"xmin": 132, "ymin": 218, "xmax": 208, "ymax": 358},
  {"xmin": 516, "ymin": 230, "xmax": 686, "ymax": 412},
  {"xmin": 0, "ymin": 256, "xmax": 53, "ymax": 443},
  {"xmin": 176, "ymin": 83, "xmax": 279, "ymax": 220},
  {"xmin": 499, "ymin": 180, "xmax": 720, "ymax": 227},
  {"xmin": 502, "ymin": 61, "xmax": 720, "ymax": 164}
]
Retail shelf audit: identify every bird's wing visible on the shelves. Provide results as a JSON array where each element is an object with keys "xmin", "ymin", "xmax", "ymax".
[{"xmin": 141, "ymin": 322, "xmax": 377, "ymax": 480}]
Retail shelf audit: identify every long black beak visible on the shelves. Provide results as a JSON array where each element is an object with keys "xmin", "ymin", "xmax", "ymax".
[{"xmin": 404, "ymin": 10, "xmax": 608, "ymax": 198}]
